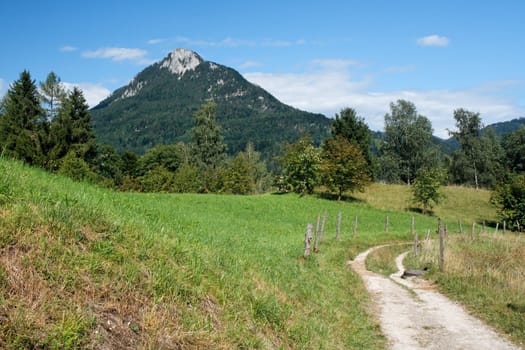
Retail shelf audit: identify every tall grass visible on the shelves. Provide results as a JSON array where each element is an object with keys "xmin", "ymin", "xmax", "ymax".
[
  {"xmin": 352, "ymin": 183, "xmax": 496, "ymax": 225},
  {"xmin": 405, "ymin": 234, "xmax": 525, "ymax": 346}
]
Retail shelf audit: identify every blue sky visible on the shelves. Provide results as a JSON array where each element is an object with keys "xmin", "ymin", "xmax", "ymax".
[{"xmin": 1, "ymin": 0, "xmax": 524, "ymax": 137}]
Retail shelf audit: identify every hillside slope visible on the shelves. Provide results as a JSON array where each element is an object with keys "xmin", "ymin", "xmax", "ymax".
[
  {"xmin": 1, "ymin": 157, "xmax": 395, "ymax": 349},
  {"xmin": 90, "ymin": 48, "xmax": 331, "ymax": 157}
]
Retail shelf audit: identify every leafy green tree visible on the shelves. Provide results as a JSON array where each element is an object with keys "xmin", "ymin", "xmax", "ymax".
[
  {"xmin": 58, "ymin": 151, "xmax": 96, "ymax": 182},
  {"xmin": 138, "ymin": 144, "xmax": 182, "ymax": 175},
  {"xmin": 224, "ymin": 152, "xmax": 254, "ymax": 194},
  {"xmin": 449, "ymin": 109, "xmax": 503, "ymax": 188},
  {"xmin": 191, "ymin": 101, "xmax": 227, "ymax": 192},
  {"xmin": 94, "ymin": 144, "xmax": 123, "ymax": 187},
  {"xmin": 412, "ymin": 167, "xmax": 444, "ymax": 214},
  {"xmin": 224, "ymin": 143, "xmax": 271, "ymax": 194},
  {"xmin": 0, "ymin": 70, "xmax": 47, "ymax": 165},
  {"xmin": 382, "ymin": 100, "xmax": 434, "ymax": 184},
  {"xmin": 491, "ymin": 174, "xmax": 525, "ymax": 230},
  {"xmin": 140, "ymin": 166, "xmax": 175, "ymax": 193},
  {"xmin": 331, "ymin": 107, "xmax": 372, "ymax": 165},
  {"xmin": 39, "ymin": 71, "xmax": 66, "ymax": 120},
  {"xmin": 173, "ymin": 163, "xmax": 201, "ymax": 193},
  {"xmin": 321, "ymin": 136, "xmax": 370, "ymax": 200},
  {"xmin": 502, "ymin": 125, "xmax": 525, "ymax": 173},
  {"xmin": 120, "ymin": 150, "xmax": 139, "ymax": 177},
  {"xmin": 449, "ymin": 108, "xmax": 482, "ymax": 188},
  {"xmin": 280, "ymin": 136, "xmax": 321, "ymax": 194}
]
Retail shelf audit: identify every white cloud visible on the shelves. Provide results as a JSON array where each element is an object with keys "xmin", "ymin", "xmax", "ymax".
[
  {"xmin": 239, "ymin": 60, "xmax": 263, "ymax": 69},
  {"xmin": 173, "ymin": 36, "xmax": 306, "ymax": 48},
  {"xmin": 244, "ymin": 62, "xmax": 523, "ymax": 138},
  {"xmin": 312, "ymin": 59, "xmax": 362, "ymax": 70},
  {"xmin": 417, "ymin": 34, "xmax": 449, "ymax": 47},
  {"xmin": 62, "ymin": 82, "xmax": 110, "ymax": 108},
  {"xmin": 60, "ymin": 45, "xmax": 78, "ymax": 52},
  {"xmin": 147, "ymin": 38, "xmax": 164, "ymax": 45},
  {"xmin": 82, "ymin": 47, "xmax": 154, "ymax": 65},
  {"xmin": 385, "ymin": 65, "xmax": 416, "ymax": 73}
]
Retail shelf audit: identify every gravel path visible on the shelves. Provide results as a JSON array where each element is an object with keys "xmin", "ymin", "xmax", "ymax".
[{"xmin": 348, "ymin": 246, "xmax": 521, "ymax": 350}]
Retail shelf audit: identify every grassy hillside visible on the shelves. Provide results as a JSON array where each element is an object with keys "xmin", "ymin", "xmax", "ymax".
[
  {"xmin": 0, "ymin": 158, "xmax": 497, "ymax": 349},
  {"xmin": 353, "ymin": 183, "xmax": 497, "ymax": 226}
]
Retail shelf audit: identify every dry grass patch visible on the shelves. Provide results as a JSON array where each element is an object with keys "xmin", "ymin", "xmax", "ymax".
[
  {"xmin": 0, "ymin": 204, "xmax": 221, "ymax": 349},
  {"xmin": 404, "ymin": 233, "xmax": 525, "ymax": 346}
]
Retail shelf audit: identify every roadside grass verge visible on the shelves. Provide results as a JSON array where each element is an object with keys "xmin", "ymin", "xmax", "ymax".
[{"xmin": 404, "ymin": 234, "xmax": 525, "ymax": 346}]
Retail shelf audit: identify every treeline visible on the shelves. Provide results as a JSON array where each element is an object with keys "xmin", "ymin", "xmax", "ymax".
[
  {"xmin": 0, "ymin": 71, "xmax": 272, "ymax": 195},
  {"xmin": 1, "ymin": 71, "xmax": 524, "ymax": 227}
]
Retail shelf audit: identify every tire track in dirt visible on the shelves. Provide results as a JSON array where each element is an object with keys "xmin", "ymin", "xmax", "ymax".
[{"xmin": 348, "ymin": 246, "xmax": 521, "ymax": 350}]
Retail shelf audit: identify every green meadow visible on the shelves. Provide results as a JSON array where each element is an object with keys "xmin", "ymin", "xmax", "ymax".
[{"xmin": 0, "ymin": 157, "xmax": 507, "ymax": 349}]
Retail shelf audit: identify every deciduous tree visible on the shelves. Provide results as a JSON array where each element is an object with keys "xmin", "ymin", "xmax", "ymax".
[
  {"xmin": 382, "ymin": 100, "xmax": 434, "ymax": 184},
  {"xmin": 39, "ymin": 71, "xmax": 66, "ymax": 121},
  {"xmin": 503, "ymin": 125, "xmax": 525, "ymax": 173},
  {"xmin": 449, "ymin": 109, "xmax": 503, "ymax": 188},
  {"xmin": 280, "ymin": 136, "xmax": 321, "ymax": 195},
  {"xmin": 412, "ymin": 167, "xmax": 444, "ymax": 214},
  {"xmin": 321, "ymin": 136, "xmax": 370, "ymax": 200},
  {"xmin": 492, "ymin": 174, "xmax": 525, "ymax": 230}
]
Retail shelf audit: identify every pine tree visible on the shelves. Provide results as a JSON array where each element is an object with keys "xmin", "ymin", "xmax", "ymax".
[
  {"xmin": 191, "ymin": 101, "xmax": 227, "ymax": 192},
  {"xmin": 0, "ymin": 70, "xmax": 47, "ymax": 165},
  {"xmin": 331, "ymin": 107, "xmax": 372, "ymax": 164},
  {"xmin": 48, "ymin": 87, "xmax": 96, "ymax": 169}
]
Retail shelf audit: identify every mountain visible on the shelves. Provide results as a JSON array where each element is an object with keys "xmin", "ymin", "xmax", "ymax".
[
  {"xmin": 90, "ymin": 48, "xmax": 331, "ymax": 158},
  {"xmin": 483, "ymin": 117, "xmax": 525, "ymax": 138},
  {"xmin": 435, "ymin": 117, "xmax": 525, "ymax": 154}
]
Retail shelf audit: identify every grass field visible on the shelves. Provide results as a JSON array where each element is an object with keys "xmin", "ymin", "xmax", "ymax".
[{"xmin": 0, "ymin": 157, "xmax": 508, "ymax": 349}]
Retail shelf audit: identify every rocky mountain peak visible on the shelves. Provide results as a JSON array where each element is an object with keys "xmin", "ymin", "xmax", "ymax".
[{"xmin": 160, "ymin": 48, "xmax": 203, "ymax": 76}]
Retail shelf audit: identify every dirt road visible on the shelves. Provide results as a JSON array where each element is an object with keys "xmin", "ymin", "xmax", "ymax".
[{"xmin": 349, "ymin": 246, "xmax": 521, "ymax": 350}]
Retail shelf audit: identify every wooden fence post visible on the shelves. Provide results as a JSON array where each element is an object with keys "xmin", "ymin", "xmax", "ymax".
[
  {"xmin": 503, "ymin": 221, "xmax": 506, "ymax": 234},
  {"xmin": 494, "ymin": 223, "xmax": 499, "ymax": 236},
  {"xmin": 471, "ymin": 222, "xmax": 475, "ymax": 240},
  {"xmin": 413, "ymin": 231, "xmax": 419, "ymax": 256},
  {"xmin": 411, "ymin": 216, "xmax": 415, "ymax": 236},
  {"xmin": 336, "ymin": 212, "xmax": 342, "ymax": 240},
  {"xmin": 439, "ymin": 218, "xmax": 445, "ymax": 272},
  {"xmin": 353, "ymin": 216, "xmax": 358, "ymax": 238},
  {"xmin": 319, "ymin": 212, "xmax": 327, "ymax": 243},
  {"xmin": 314, "ymin": 215, "xmax": 320, "ymax": 252},
  {"xmin": 304, "ymin": 223, "xmax": 313, "ymax": 258},
  {"xmin": 385, "ymin": 215, "xmax": 389, "ymax": 233},
  {"xmin": 458, "ymin": 219, "xmax": 463, "ymax": 234}
]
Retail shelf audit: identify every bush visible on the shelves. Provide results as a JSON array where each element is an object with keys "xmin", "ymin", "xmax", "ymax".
[
  {"xmin": 58, "ymin": 152, "xmax": 97, "ymax": 182},
  {"xmin": 492, "ymin": 174, "xmax": 525, "ymax": 230}
]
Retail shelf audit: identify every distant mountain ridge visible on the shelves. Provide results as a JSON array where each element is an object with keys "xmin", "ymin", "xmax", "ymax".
[{"xmin": 90, "ymin": 48, "xmax": 331, "ymax": 158}]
